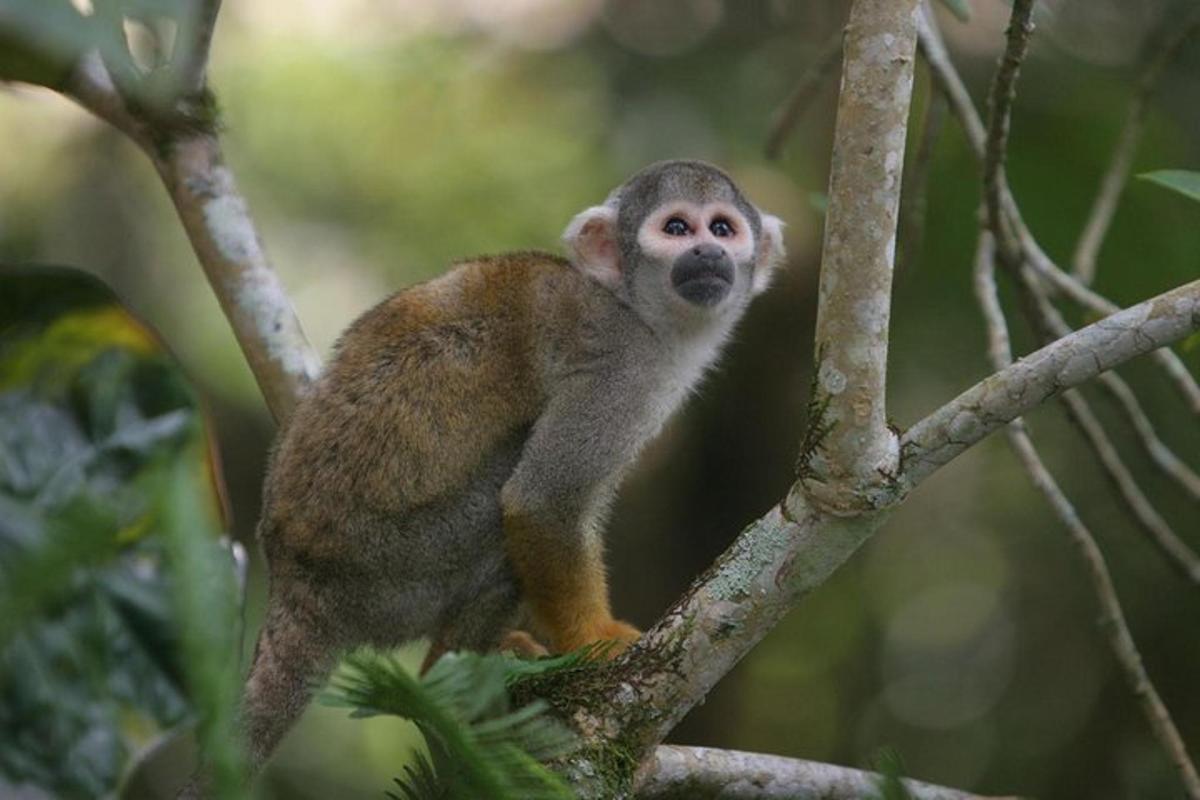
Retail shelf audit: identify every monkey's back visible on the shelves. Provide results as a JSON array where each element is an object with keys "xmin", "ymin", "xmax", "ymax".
[{"xmin": 255, "ymin": 252, "xmax": 597, "ymax": 647}]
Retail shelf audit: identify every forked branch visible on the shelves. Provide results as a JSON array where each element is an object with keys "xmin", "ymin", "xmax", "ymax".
[{"xmin": 53, "ymin": 0, "xmax": 319, "ymax": 423}]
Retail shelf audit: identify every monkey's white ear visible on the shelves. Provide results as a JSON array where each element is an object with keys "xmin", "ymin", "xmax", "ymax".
[
  {"xmin": 563, "ymin": 205, "xmax": 621, "ymax": 289},
  {"xmin": 752, "ymin": 213, "xmax": 787, "ymax": 295}
]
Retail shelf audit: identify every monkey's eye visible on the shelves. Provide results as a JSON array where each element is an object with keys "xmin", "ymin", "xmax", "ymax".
[
  {"xmin": 709, "ymin": 218, "xmax": 735, "ymax": 238},
  {"xmin": 663, "ymin": 217, "xmax": 690, "ymax": 236}
]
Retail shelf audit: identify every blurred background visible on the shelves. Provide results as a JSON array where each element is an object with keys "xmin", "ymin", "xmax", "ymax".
[{"xmin": 2, "ymin": 0, "xmax": 1200, "ymax": 797}]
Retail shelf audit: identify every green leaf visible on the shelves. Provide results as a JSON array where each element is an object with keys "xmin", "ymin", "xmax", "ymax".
[
  {"xmin": 936, "ymin": 0, "xmax": 971, "ymax": 22},
  {"xmin": 0, "ymin": 265, "xmax": 242, "ymax": 799},
  {"xmin": 1138, "ymin": 170, "xmax": 1200, "ymax": 205},
  {"xmin": 324, "ymin": 650, "xmax": 579, "ymax": 800}
]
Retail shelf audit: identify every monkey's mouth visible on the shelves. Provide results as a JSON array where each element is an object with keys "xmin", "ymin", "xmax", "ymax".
[{"xmin": 671, "ymin": 262, "xmax": 734, "ymax": 307}]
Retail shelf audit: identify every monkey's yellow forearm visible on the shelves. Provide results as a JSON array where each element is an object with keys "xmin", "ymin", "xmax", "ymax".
[{"xmin": 503, "ymin": 509, "xmax": 640, "ymax": 654}]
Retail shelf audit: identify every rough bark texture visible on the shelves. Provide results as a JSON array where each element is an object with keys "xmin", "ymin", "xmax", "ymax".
[
  {"xmin": 637, "ymin": 746, "xmax": 1013, "ymax": 800},
  {"xmin": 806, "ymin": 0, "xmax": 919, "ymax": 513},
  {"xmin": 152, "ymin": 135, "xmax": 320, "ymax": 423},
  {"xmin": 900, "ymin": 278, "xmax": 1200, "ymax": 486}
]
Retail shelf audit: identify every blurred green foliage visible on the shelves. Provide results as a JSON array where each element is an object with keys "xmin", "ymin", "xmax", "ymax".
[
  {"xmin": 0, "ymin": 267, "xmax": 242, "ymax": 799},
  {"xmin": 1, "ymin": 1, "xmax": 1199, "ymax": 798}
]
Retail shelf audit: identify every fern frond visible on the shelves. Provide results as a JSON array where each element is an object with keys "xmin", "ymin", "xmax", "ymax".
[{"xmin": 322, "ymin": 649, "xmax": 579, "ymax": 800}]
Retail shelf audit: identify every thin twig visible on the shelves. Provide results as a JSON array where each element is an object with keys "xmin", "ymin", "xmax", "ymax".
[
  {"xmin": 1023, "ymin": 286, "xmax": 1200, "ymax": 502},
  {"xmin": 971, "ymin": 231, "xmax": 1200, "ymax": 800},
  {"xmin": 173, "ymin": 0, "xmax": 223, "ymax": 94},
  {"xmin": 91, "ymin": 0, "xmax": 142, "ymax": 100},
  {"xmin": 977, "ymin": 0, "xmax": 1200, "ymax": 585},
  {"xmin": 1095, "ymin": 370, "xmax": 1200, "ymax": 501},
  {"xmin": 764, "ymin": 30, "xmax": 843, "ymax": 160},
  {"xmin": 981, "ymin": 0, "xmax": 1034, "ymax": 249},
  {"xmin": 917, "ymin": 8, "xmax": 1200, "ymax": 416},
  {"xmin": 1005, "ymin": 420, "xmax": 1200, "ymax": 800},
  {"xmin": 1072, "ymin": 9, "xmax": 1200, "ymax": 284},
  {"xmin": 1057, "ymin": 386, "xmax": 1200, "ymax": 584},
  {"xmin": 918, "ymin": 3, "xmax": 985, "ymax": 148}
]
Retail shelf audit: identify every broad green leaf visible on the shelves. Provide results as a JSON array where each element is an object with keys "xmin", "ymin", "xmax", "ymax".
[
  {"xmin": 1138, "ymin": 170, "xmax": 1200, "ymax": 205},
  {"xmin": 0, "ymin": 265, "xmax": 241, "ymax": 799},
  {"xmin": 936, "ymin": 0, "xmax": 971, "ymax": 23}
]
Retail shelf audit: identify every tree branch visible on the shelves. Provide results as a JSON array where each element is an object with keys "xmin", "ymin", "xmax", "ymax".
[
  {"xmin": 148, "ymin": 134, "xmax": 321, "ymax": 422},
  {"xmin": 1057, "ymin": 385, "xmax": 1200, "ymax": 583},
  {"xmin": 805, "ymin": 0, "xmax": 919, "ymax": 512},
  {"xmin": 917, "ymin": 9, "xmax": 1200, "ymax": 416},
  {"xmin": 65, "ymin": 51, "xmax": 154, "ymax": 149},
  {"xmin": 970, "ymin": 231, "xmax": 1200, "ymax": 800},
  {"xmin": 900, "ymin": 276, "xmax": 1200, "ymax": 485},
  {"xmin": 1094, "ymin": 370, "xmax": 1200, "ymax": 501},
  {"xmin": 999, "ymin": 422, "xmax": 1200, "ymax": 800},
  {"xmin": 1012, "ymin": 232, "xmax": 1200, "ymax": 502},
  {"xmin": 1072, "ymin": 8, "xmax": 1200, "ymax": 284},
  {"xmin": 967, "ymin": 6, "xmax": 1200, "ymax": 788},
  {"xmin": 57, "ymin": 3, "xmax": 320, "ymax": 424},
  {"xmin": 174, "ymin": 0, "xmax": 223, "ymax": 94},
  {"xmin": 981, "ymin": 0, "xmax": 1033, "ymax": 250},
  {"xmin": 1014, "ymin": 278, "xmax": 1200, "ymax": 583},
  {"xmin": 544, "ymin": 5, "xmax": 926, "ymax": 791},
  {"xmin": 635, "ymin": 746, "xmax": 1014, "ymax": 800},
  {"xmin": 973, "ymin": 0, "xmax": 1200, "ymax": 585}
]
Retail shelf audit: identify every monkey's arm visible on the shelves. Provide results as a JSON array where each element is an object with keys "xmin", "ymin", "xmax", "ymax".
[{"xmin": 500, "ymin": 371, "xmax": 652, "ymax": 655}]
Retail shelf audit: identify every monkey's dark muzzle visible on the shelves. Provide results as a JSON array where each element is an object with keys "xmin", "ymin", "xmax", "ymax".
[{"xmin": 671, "ymin": 246, "xmax": 734, "ymax": 307}]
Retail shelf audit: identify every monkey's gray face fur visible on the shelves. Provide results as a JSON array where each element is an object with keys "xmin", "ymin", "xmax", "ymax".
[{"xmin": 562, "ymin": 159, "xmax": 787, "ymax": 336}]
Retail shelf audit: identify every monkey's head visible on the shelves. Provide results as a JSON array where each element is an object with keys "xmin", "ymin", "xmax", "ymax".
[{"xmin": 563, "ymin": 160, "xmax": 785, "ymax": 328}]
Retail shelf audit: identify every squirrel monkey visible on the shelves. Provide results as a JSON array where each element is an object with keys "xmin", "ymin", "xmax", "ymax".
[{"xmin": 190, "ymin": 160, "xmax": 785, "ymax": 788}]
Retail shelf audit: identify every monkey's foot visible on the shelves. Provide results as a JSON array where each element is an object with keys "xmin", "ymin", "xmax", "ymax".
[
  {"xmin": 499, "ymin": 629, "xmax": 550, "ymax": 659},
  {"xmin": 591, "ymin": 618, "xmax": 642, "ymax": 659},
  {"xmin": 553, "ymin": 618, "xmax": 642, "ymax": 659}
]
